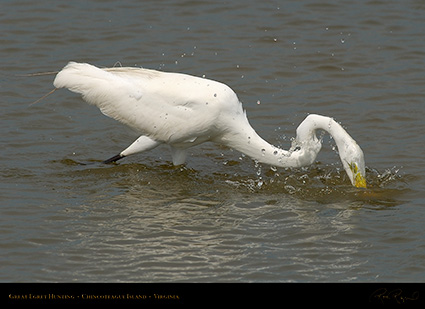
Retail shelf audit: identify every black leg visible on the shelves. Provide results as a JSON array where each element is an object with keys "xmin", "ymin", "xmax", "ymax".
[{"xmin": 103, "ymin": 154, "xmax": 125, "ymax": 164}]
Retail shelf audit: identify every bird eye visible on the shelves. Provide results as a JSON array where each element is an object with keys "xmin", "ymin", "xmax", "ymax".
[{"xmin": 349, "ymin": 162, "xmax": 358, "ymax": 174}]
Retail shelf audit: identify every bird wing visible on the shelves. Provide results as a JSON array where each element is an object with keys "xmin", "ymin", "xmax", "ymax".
[{"xmin": 54, "ymin": 62, "xmax": 239, "ymax": 145}]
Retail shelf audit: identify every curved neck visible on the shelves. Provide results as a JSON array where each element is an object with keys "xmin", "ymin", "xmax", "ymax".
[
  {"xmin": 228, "ymin": 129, "xmax": 299, "ymax": 167},
  {"xmin": 294, "ymin": 114, "xmax": 359, "ymax": 167},
  {"xmin": 219, "ymin": 113, "xmax": 366, "ymax": 187},
  {"xmin": 295, "ymin": 114, "xmax": 348, "ymax": 149},
  {"xmin": 218, "ymin": 118, "xmax": 310, "ymax": 168},
  {"xmin": 220, "ymin": 114, "xmax": 352, "ymax": 169}
]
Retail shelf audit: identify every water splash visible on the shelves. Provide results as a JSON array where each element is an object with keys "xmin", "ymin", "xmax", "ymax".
[
  {"xmin": 56, "ymin": 155, "xmax": 409, "ymax": 208},
  {"xmin": 223, "ymin": 162, "xmax": 408, "ymax": 207}
]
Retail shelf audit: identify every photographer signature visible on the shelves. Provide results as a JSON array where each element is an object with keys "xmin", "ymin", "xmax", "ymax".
[{"xmin": 370, "ymin": 288, "xmax": 419, "ymax": 304}]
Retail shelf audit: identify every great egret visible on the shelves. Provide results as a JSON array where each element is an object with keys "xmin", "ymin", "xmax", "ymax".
[{"xmin": 53, "ymin": 62, "xmax": 366, "ymax": 188}]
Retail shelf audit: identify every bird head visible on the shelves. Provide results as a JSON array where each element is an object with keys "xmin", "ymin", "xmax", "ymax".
[
  {"xmin": 340, "ymin": 143, "xmax": 367, "ymax": 188},
  {"xmin": 347, "ymin": 162, "xmax": 367, "ymax": 188}
]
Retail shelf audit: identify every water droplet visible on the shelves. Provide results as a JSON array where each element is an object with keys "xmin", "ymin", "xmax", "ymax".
[
  {"xmin": 256, "ymin": 168, "xmax": 262, "ymax": 176},
  {"xmin": 257, "ymin": 179, "xmax": 263, "ymax": 188},
  {"xmin": 284, "ymin": 185, "xmax": 296, "ymax": 194},
  {"xmin": 261, "ymin": 149, "xmax": 266, "ymax": 156},
  {"xmin": 214, "ymin": 93, "xmax": 217, "ymax": 97},
  {"xmin": 341, "ymin": 38, "xmax": 345, "ymax": 44}
]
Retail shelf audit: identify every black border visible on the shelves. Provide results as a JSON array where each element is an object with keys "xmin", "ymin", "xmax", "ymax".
[{"xmin": 2, "ymin": 283, "xmax": 424, "ymax": 306}]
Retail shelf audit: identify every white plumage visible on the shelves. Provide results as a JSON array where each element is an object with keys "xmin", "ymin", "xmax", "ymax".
[{"xmin": 53, "ymin": 62, "xmax": 366, "ymax": 187}]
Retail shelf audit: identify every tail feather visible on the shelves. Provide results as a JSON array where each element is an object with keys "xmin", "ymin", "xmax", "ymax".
[
  {"xmin": 53, "ymin": 62, "xmax": 134, "ymax": 119},
  {"xmin": 53, "ymin": 62, "xmax": 150, "ymax": 132},
  {"xmin": 53, "ymin": 62, "xmax": 124, "ymax": 105}
]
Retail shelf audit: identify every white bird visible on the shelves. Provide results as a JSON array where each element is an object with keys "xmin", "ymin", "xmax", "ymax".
[{"xmin": 53, "ymin": 62, "xmax": 366, "ymax": 188}]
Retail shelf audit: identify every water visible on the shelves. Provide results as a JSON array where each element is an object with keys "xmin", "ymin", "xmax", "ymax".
[{"xmin": 1, "ymin": 0, "xmax": 424, "ymax": 282}]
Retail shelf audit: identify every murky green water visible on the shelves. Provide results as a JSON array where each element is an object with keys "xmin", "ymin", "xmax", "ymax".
[{"xmin": 1, "ymin": 0, "xmax": 424, "ymax": 282}]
